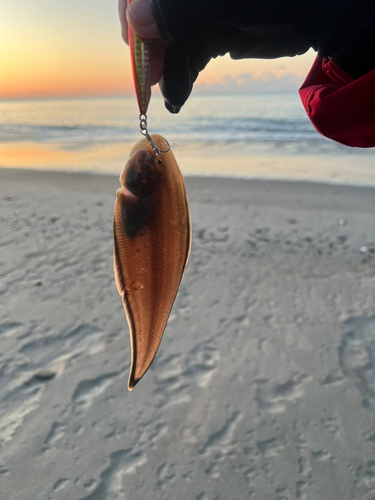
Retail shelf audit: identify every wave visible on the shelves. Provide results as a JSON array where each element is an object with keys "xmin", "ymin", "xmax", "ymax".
[
  {"xmin": 0, "ymin": 117, "xmax": 318, "ymax": 145},
  {"xmin": 0, "ymin": 95, "xmax": 374, "ymax": 158}
]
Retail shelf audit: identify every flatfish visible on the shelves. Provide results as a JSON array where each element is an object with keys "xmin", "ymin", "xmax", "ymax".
[{"xmin": 114, "ymin": 134, "xmax": 191, "ymax": 390}]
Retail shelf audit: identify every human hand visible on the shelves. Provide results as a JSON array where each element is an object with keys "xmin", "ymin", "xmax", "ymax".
[
  {"xmin": 117, "ymin": 0, "xmax": 231, "ymax": 113},
  {"xmin": 118, "ymin": 0, "xmax": 168, "ymax": 86},
  {"xmin": 119, "ymin": 0, "xmax": 313, "ymax": 114}
]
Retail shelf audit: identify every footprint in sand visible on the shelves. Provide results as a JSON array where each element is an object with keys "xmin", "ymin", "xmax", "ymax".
[
  {"xmin": 52, "ymin": 478, "xmax": 69, "ymax": 492},
  {"xmin": 185, "ymin": 341, "xmax": 220, "ymax": 387},
  {"xmin": 72, "ymin": 372, "xmax": 119, "ymax": 411},
  {"xmin": 339, "ymin": 316, "xmax": 375, "ymax": 412},
  {"xmin": 254, "ymin": 373, "xmax": 309, "ymax": 413},
  {"xmin": 20, "ymin": 323, "xmax": 102, "ymax": 367},
  {"xmin": 44, "ymin": 422, "xmax": 66, "ymax": 447},
  {"xmin": 152, "ymin": 342, "xmax": 220, "ymax": 407},
  {"xmin": 200, "ymin": 411, "xmax": 241, "ymax": 454},
  {"xmin": 0, "ymin": 322, "xmax": 24, "ymax": 338},
  {"xmin": 256, "ymin": 437, "xmax": 284, "ymax": 458},
  {"xmin": 78, "ymin": 449, "xmax": 147, "ymax": 500},
  {"xmin": 199, "ymin": 411, "xmax": 242, "ymax": 478}
]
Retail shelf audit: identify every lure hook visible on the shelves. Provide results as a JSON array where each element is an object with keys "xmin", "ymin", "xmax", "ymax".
[{"xmin": 139, "ymin": 114, "xmax": 170, "ymax": 159}]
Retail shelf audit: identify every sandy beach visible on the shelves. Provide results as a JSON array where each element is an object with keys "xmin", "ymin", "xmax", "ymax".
[{"xmin": 1, "ymin": 168, "xmax": 375, "ymax": 500}]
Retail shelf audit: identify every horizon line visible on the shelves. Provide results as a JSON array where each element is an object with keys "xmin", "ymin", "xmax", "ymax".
[{"xmin": 0, "ymin": 90, "xmax": 297, "ymax": 102}]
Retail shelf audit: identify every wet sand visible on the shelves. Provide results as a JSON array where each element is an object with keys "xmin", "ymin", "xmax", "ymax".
[
  {"xmin": 2, "ymin": 141, "xmax": 375, "ymax": 187},
  {"xmin": 1, "ymin": 168, "xmax": 375, "ymax": 500}
]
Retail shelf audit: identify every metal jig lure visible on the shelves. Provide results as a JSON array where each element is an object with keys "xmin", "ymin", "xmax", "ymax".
[{"xmin": 128, "ymin": 0, "xmax": 170, "ymax": 158}]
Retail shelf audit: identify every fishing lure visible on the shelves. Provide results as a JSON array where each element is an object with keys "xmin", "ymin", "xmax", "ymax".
[
  {"xmin": 114, "ymin": 3, "xmax": 191, "ymax": 390},
  {"xmin": 127, "ymin": 0, "xmax": 169, "ymax": 157}
]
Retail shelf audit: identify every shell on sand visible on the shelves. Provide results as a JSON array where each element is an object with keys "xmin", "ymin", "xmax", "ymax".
[{"xmin": 113, "ymin": 135, "xmax": 191, "ymax": 390}]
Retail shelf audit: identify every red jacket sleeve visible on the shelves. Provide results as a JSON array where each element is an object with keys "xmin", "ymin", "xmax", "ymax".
[{"xmin": 299, "ymin": 56, "xmax": 375, "ymax": 148}]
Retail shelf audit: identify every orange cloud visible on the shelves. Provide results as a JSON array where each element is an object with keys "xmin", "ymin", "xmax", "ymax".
[{"xmin": 196, "ymin": 51, "xmax": 315, "ymax": 87}]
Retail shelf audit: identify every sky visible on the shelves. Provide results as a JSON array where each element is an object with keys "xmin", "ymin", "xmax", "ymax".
[{"xmin": 1, "ymin": 0, "xmax": 316, "ymax": 99}]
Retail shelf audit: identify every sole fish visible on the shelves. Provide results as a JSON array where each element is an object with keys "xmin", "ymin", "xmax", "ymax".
[{"xmin": 114, "ymin": 135, "xmax": 191, "ymax": 390}]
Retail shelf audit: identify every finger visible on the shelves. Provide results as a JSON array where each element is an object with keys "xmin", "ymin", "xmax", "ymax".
[
  {"xmin": 159, "ymin": 38, "xmax": 195, "ymax": 113},
  {"xmin": 118, "ymin": 0, "xmax": 129, "ymax": 44},
  {"xmin": 127, "ymin": 0, "xmax": 162, "ymax": 39}
]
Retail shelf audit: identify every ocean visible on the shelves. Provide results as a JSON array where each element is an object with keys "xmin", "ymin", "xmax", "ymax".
[{"xmin": 1, "ymin": 94, "xmax": 374, "ymax": 185}]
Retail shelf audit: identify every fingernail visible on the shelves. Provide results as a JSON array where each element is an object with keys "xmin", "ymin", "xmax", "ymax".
[{"xmin": 127, "ymin": 0, "xmax": 155, "ymax": 27}]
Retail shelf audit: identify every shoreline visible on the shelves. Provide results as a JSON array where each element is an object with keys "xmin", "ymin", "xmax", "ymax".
[{"xmin": 2, "ymin": 164, "xmax": 375, "ymax": 191}]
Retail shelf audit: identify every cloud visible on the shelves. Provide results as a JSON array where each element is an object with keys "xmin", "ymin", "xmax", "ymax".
[{"xmin": 193, "ymin": 72, "xmax": 303, "ymax": 95}]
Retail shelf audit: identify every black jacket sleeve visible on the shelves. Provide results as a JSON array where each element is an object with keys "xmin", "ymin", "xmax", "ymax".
[
  {"xmin": 151, "ymin": 0, "xmax": 317, "ymax": 41},
  {"xmin": 158, "ymin": 24, "xmax": 316, "ymax": 113},
  {"xmin": 150, "ymin": 0, "xmax": 375, "ymax": 113}
]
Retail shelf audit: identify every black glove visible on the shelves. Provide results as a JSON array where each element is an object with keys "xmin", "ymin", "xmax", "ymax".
[{"xmin": 150, "ymin": 0, "xmax": 317, "ymax": 113}]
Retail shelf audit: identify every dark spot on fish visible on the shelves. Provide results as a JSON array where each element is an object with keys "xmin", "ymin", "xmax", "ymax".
[
  {"xmin": 124, "ymin": 150, "xmax": 156, "ymax": 197},
  {"xmin": 125, "ymin": 166, "xmax": 144, "ymax": 196},
  {"xmin": 121, "ymin": 196, "xmax": 156, "ymax": 239},
  {"xmin": 119, "ymin": 150, "xmax": 162, "ymax": 238}
]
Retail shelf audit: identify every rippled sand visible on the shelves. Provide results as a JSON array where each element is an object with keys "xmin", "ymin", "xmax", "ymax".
[{"xmin": 1, "ymin": 169, "xmax": 375, "ymax": 500}]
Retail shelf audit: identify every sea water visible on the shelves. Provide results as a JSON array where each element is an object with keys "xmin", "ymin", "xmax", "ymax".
[{"xmin": 0, "ymin": 94, "xmax": 374, "ymax": 185}]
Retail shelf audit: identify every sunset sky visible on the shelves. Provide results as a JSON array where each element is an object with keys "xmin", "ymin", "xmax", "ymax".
[{"xmin": 1, "ymin": 0, "xmax": 316, "ymax": 99}]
